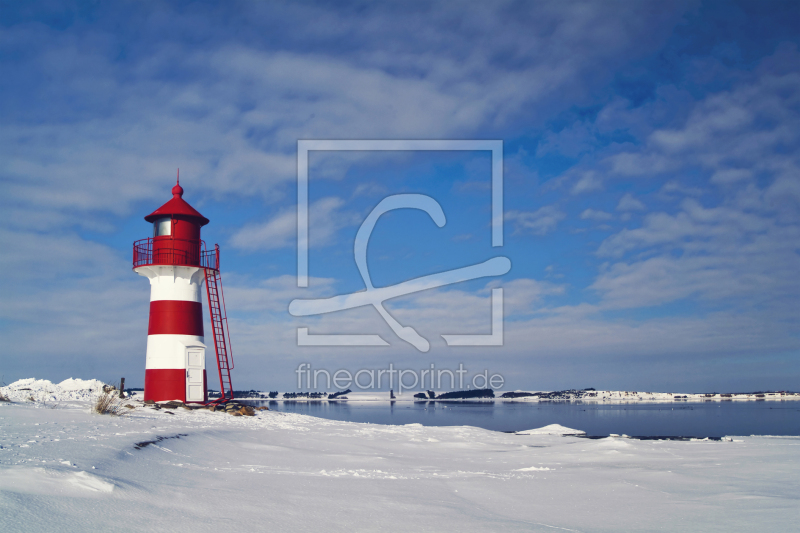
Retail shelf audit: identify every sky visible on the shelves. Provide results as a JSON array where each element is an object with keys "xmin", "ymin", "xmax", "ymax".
[{"xmin": 1, "ymin": 0, "xmax": 799, "ymax": 392}]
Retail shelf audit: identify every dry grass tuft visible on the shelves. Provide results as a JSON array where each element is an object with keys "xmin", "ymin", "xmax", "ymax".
[
  {"xmin": 0, "ymin": 391, "xmax": 9, "ymax": 402},
  {"xmin": 94, "ymin": 390, "xmax": 127, "ymax": 416}
]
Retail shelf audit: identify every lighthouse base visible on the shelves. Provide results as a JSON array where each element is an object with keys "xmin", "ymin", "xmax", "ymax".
[{"xmin": 144, "ymin": 369, "xmax": 208, "ymax": 403}]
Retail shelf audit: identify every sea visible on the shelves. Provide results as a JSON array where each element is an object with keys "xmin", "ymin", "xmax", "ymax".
[{"xmin": 242, "ymin": 399, "xmax": 800, "ymax": 438}]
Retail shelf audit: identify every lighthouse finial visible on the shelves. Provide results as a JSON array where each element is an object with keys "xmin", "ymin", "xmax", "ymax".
[{"xmin": 172, "ymin": 169, "xmax": 184, "ymax": 198}]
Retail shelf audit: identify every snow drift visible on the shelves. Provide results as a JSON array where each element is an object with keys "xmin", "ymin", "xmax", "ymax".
[{"xmin": 1, "ymin": 378, "xmax": 107, "ymax": 403}]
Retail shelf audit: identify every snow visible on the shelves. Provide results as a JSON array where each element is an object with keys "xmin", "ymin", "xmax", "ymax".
[
  {"xmin": 497, "ymin": 389, "xmax": 800, "ymax": 403},
  {"xmin": 1, "ymin": 378, "xmax": 107, "ymax": 403},
  {"xmin": 516, "ymin": 424, "xmax": 586, "ymax": 435},
  {"xmin": 1, "ymin": 389, "xmax": 798, "ymax": 531}
]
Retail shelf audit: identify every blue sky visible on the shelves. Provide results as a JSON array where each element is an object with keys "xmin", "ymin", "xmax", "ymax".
[{"xmin": 1, "ymin": 1, "xmax": 799, "ymax": 392}]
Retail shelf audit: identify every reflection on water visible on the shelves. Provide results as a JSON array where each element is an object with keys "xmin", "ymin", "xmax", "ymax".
[{"xmin": 241, "ymin": 399, "xmax": 800, "ymax": 437}]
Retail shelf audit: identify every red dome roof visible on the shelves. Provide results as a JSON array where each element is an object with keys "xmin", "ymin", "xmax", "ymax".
[{"xmin": 145, "ymin": 178, "xmax": 209, "ymax": 226}]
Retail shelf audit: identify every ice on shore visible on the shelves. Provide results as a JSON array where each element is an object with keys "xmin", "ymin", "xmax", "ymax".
[
  {"xmin": 497, "ymin": 389, "xmax": 799, "ymax": 403},
  {"xmin": 516, "ymin": 423, "xmax": 586, "ymax": 435}
]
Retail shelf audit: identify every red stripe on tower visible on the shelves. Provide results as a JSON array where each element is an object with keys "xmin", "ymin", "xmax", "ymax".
[
  {"xmin": 148, "ymin": 300, "xmax": 204, "ymax": 336},
  {"xmin": 144, "ymin": 369, "xmax": 187, "ymax": 401},
  {"xmin": 144, "ymin": 369, "xmax": 207, "ymax": 404}
]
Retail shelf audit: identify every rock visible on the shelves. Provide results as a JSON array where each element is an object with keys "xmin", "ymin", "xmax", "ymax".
[
  {"xmin": 144, "ymin": 400, "xmax": 155, "ymax": 405},
  {"xmin": 239, "ymin": 406, "xmax": 256, "ymax": 416},
  {"xmin": 124, "ymin": 404, "xmax": 135, "ymax": 409},
  {"xmin": 257, "ymin": 406, "xmax": 269, "ymax": 411},
  {"xmin": 230, "ymin": 410, "xmax": 242, "ymax": 416}
]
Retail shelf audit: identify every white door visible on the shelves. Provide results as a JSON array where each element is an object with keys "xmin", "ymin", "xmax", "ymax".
[{"xmin": 186, "ymin": 349, "xmax": 205, "ymax": 402}]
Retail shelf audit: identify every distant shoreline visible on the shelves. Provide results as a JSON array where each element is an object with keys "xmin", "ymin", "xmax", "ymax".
[{"xmin": 225, "ymin": 390, "xmax": 800, "ymax": 403}]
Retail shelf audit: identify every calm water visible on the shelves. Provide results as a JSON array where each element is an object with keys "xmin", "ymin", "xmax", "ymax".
[{"xmin": 243, "ymin": 400, "xmax": 800, "ymax": 437}]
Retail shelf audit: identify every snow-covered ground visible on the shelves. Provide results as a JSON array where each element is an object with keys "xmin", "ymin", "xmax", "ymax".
[{"xmin": 1, "ymin": 381, "xmax": 799, "ymax": 532}]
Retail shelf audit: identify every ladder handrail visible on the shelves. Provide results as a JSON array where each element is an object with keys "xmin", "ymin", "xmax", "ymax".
[{"xmin": 203, "ymin": 247, "xmax": 234, "ymax": 402}]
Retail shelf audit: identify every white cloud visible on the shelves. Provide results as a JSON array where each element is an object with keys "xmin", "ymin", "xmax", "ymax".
[
  {"xmin": 2, "ymin": 223, "xmax": 796, "ymax": 390},
  {"xmin": 659, "ymin": 180, "xmax": 704, "ymax": 197},
  {"xmin": 710, "ymin": 168, "xmax": 753, "ymax": 184},
  {"xmin": 536, "ymin": 121, "xmax": 598, "ymax": 158},
  {"xmin": 224, "ymin": 274, "xmax": 338, "ymax": 314},
  {"xmin": 580, "ymin": 208, "xmax": 613, "ymax": 221},
  {"xmin": 593, "ymin": 199, "xmax": 800, "ymax": 314},
  {"xmin": 599, "ymin": 199, "xmax": 770, "ymax": 257},
  {"xmin": 601, "ymin": 46, "xmax": 800, "ymax": 213},
  {"xmin": 0, "ymin": 0, "xmax": 688, "ymax": 233},
  {"xmin": 491, "ymin": 278, "xmax": 565, "ymax": 315},
  {"xmin": 353, "ymin": 182, "xmax": 388, "ymax": 197},
  {"xmin": 4, "ymin": 3, "xmax": 800, "ymax": 390},
  {"xmin": 506, "ymin": 205, "xmax": 566, "ymax": 236},
  {"xmin": 570, "ymin": 171, "xmax": 604, "ymax": 194},
  {"xmin": 606, "ymin": 151, "xmax": 677, "ymax": 177},
  {"xmin": 230, "ymin": 197, "xmax": 357, "ymax": 251},
  {"xmin": 616, "ymin": 193, "xmax": 646, "ymax": 211},
  {"xmin": 0, "ymin": 229, "xmax": 150, "ymax": 382},
  {"xmin": 214, "ymin": 272, "xmax": 798, "ymax": 390}
]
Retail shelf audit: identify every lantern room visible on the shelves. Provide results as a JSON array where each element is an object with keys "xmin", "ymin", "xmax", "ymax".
[{"xmin": 141, "ymin": 180, "xmax": 210, "ymax": 267}]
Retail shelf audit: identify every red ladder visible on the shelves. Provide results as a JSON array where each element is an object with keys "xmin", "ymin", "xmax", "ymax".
[{"xmin": 204, "ymin": 245, "xmax": 234, "ymax": 402}]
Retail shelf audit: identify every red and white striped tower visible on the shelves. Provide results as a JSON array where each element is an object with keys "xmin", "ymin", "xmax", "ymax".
[{"xmin": 133, "ymin": 177, "xmax": 210, "ymax": 403}]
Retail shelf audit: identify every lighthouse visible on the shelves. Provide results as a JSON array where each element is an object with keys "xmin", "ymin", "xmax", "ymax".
[{"xmin": 133, "ymin": 176, "xmax": 234, "ymax": 403}]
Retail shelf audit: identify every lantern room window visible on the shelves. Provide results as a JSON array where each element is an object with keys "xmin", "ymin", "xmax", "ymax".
[{"xmin": 153, "ymin": 217, "xmax": 172, "ymax": 237}]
